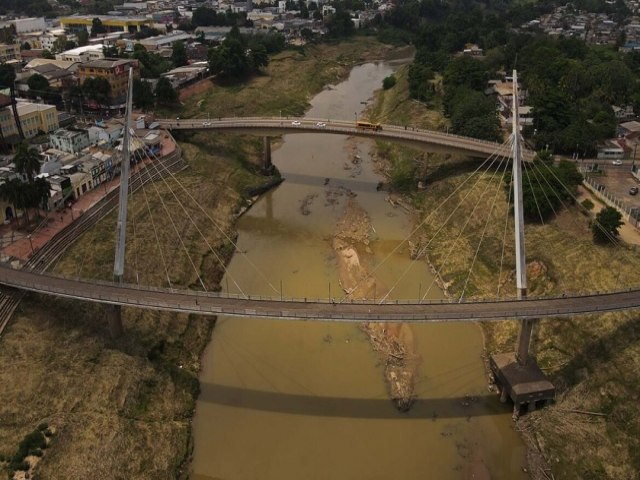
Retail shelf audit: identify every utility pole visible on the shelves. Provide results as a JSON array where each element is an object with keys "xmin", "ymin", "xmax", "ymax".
[{"xmin": 511, "ymin": 69, "xmax": 535, "ymax": 365}]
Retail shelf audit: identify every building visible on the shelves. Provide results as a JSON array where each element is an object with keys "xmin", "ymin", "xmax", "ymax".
[
  {"xmin": 138, "ymin": 31, "xmax": 192, "ymax": 51},
  {"xmin": 77, "ymin": 59, "xmax": 140, "ymax": 106},
  {"xmin": 0, "ymin": 102, "xmax": 59, "ymax": 141},
  {"xmin": 13, "ymin": 17, "xmax": 46, "ymax": 34},
  {"xmin": 49, "ymin": 128, "xmax": 91, "ymax": 154},
  {"xmin": 60, "ymin": 15, "xmax": 152, "ymax": 34},
  {"xmin": 0, "ymin": 44, "xmax": 21, "ymax": 63},
  {"xmin": 56, "ymin": 45, "xmax": 104, "ymax": 63}
]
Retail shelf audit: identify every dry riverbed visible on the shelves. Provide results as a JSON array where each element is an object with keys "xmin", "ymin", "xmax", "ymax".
[{"xmin": 332, "ymin": 197, "xmax": 419, "ymax": 410}]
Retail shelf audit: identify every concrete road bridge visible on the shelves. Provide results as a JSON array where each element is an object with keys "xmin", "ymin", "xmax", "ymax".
[{"xmin": 157, "ymin": 117, "xmax": 536, "ymax": 162}]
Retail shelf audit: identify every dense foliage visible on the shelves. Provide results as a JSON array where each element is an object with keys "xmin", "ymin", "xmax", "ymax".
[
  {"xmin": 208, "ymin": 27, "xmax": 282, "ymax": 79},
  {"xmin": 376, "ymin": 0, "xmax": 639, "ymax": 153},
  {"xmin": 593, "ymin": 206, "xmax": 624, "ymax": 243}
]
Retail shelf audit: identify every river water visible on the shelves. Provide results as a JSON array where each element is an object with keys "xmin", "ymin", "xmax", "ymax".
[{"xmin": 191, "ymin": 61, "xmax": 528, "ymax": 480}]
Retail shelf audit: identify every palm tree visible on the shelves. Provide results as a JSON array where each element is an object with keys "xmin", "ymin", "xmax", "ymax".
[
  {"xmin": 13, "ymin": 142, "xmax": 41, "ymax": 182},
  {"xmin": 0, "ymin": 63, "xmax": 24, "ymax": 140},
  {"xmin": 0, "ymin": 178, "xmax": 27, "ymax": 225}
]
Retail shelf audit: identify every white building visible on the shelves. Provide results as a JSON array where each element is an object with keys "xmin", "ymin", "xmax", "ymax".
[
  {"xmin": 55, "ymin": 45, "xmax": 104, "ymax": 63},
  {"xmin": 50, "ymin": 128, "xmax": 91, "ymax": 154},
  {"xmin": 13, "ymin": 17, "xmax": 46, "ymax": 34}
]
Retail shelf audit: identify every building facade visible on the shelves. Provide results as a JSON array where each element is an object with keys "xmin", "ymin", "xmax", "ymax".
[
  {"xmin": 77, "ymin": 59, "xmax": 140, "ymax": 105},
  {"xmin": 49, "ymin": 128, "xmax": 91, "ymax": 154},
  {"xmin": 0, "ymin": 44, "xmax": 21, "ymax": 62},
  {"xmin": 0, "ymin": 102, "xmax": 59, "ymax": 140},
  {"xmin": 60, "ymin": 15, "xmax": 152, "ymax": 34}
]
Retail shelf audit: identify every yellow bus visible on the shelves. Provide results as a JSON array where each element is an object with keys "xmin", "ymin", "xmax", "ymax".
[{"xmin": 356, "ymin": 120, "xmax": 382, "ymax": 131}]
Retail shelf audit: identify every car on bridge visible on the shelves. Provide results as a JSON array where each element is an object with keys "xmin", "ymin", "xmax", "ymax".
[
  {"xmin": 291, "ymin": 120, "xmax": 301, "ymax": 126},
  {"xmin": 612, "ymin": 159, "xmax": 623, "ymax": 166},
  {"xmin": 316, "ymin": 122, "xmax": 326, "ymax": 128},
  {"xmin": 202, "ymin": 122, "xmax": 211, "ymax": 126}
]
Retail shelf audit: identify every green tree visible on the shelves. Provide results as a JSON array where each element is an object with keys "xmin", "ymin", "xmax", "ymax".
[
  {"xmin": 154, "ymin": 77, "xmax": 177, "ymax": 105},
  {"xmin": 41, "ymin": 49, "xmax": 54, "ymax": 59},
  {"xmin": 408, "ymin": 62, "xmax": 434, "ymax": 102},
  {"xmin": 171, "ymin": 40, "xmax": 188, "ymax": 67},
  {"xmin": 208, "ymin": 37, "xmax": 250, "ymax": 78},
  {"xmin": 21, "ymin": 42, "xmax": 31, "ymax": 50},
  {"xmin": 52, "ymin": 34, "xmax": 68, "ymax": 53},
  {"xmin": 593, "ymin": 206, "xmax": 623, "ymax": 243},
  {"xmin": 13, "ymin": 142, "xmax": 41, "ymax": 182},
  {"xmin": 133, "ymin": 78, "xmax": 154, "ymax": 110},
  {"xmin": 0, "ymin": 64, "xmax": 24, "ymax": 140},
  {"xmin": 325, "ymin": 9, "xmax": 355, "ymax": 38},
  {"xmin": 81, "ymin": 76, "xmax": 111, "ymax": 106},
  {"xmin": 249, "ymin": 43, "xmax": 268, "ymax": 70},
  {"xmin": 27, "ymin": 74, "xmax": 49, "ymax": 97},
  {"xmin": 91, "ymin": 18, "xmax": 106, "ymax": 38},
  {"xmin": 77, "ymin": 28, "xmax": 89, "ymax": 47},
  {"xmin": 382, "ymin": 75, "xmax": 396, "ymax": 90}
]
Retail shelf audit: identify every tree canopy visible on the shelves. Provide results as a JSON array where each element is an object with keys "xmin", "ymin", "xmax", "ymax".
[{"xmin": 593, "ymin": 206, "xmax": 623, "ymax": 243}]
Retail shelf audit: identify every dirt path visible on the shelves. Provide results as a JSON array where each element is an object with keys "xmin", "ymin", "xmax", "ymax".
[
  {"xmin": 331, "ymin": 197, "xmax": 419, "ymax": 410},
  {"xmin": 577, "ymin": 185, "xmax": 640, "ymax": 245}
]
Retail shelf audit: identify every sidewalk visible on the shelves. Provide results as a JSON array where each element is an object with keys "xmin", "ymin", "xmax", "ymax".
[
  {"xmin": 0, "ymin": 135, "xmax": 176, "ymax": 263},
  {"xmin": 576, "ymin": 185, "xmax": 640, "ymax": 246}
]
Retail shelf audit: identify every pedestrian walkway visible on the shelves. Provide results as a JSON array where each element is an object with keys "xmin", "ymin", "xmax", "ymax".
[{"xmin": 577, "ymin": 185, "xmax": 640, "ymax": 246}]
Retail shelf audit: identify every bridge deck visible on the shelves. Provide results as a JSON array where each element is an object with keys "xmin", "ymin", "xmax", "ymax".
[
  {"xmin": 1, "ymin": 266, "xmax": 638, "ymax": 322},
  {"xmin": 157, "ymin": 117, "xmax": 535, "ymax": 162}
]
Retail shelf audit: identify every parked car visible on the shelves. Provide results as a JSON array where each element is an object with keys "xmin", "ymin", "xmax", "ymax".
[
  {"xmin": 630, "ymin": 186, "xmax": 638, "ymax": 195},
  {"xmin": 612, "ymin": 159, "xmax": 623, "ymax": 166},
  {"xmin": 291, "ymin": 120, "xmax": 301, "ymax": 126}
]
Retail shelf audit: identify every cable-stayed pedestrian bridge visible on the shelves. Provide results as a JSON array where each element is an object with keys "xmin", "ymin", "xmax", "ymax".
[{"xmin": 1, "ymin": 266, "xmax": 638, "ymax": 322}]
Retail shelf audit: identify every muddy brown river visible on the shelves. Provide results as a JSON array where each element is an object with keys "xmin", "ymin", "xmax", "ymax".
[{"xmin": 191, "ymin": 61, "xmax": 528, "ymax": 480}]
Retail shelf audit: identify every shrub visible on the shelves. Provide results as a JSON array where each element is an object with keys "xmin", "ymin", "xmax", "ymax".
[
  {"xmin": 581, "ymin": 198, "xmax": 594, "ymax": 210},
  {"xmin": 37, "ymin": 423, "xmax": 48, "ymax": 432},
  {"xmin": 382, "ymin": 75, "xmax": 397, "ymax": 90}
]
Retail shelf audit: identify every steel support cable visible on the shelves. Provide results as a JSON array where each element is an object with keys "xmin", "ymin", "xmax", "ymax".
[
  {"xmin": 130, "ymin": 187, "xmax": 140, "ymax": 285},
  {"xmin": 530, "ymin": 159, "xmax": 634, "ymax": 292},
  {"xmin": 420, "ymin": 151, "xmax": 511, "ymax": 302},
  {"xmin": 497, "ymin": 165, "xmax": 514, "ymax": 298},
  {"xmin": 524, "ymin": 159, "xmax": 573, "ymax": 296},
  {"xmin": 131, "ymin": 135, "xmax": 279, "ymax": 296},
  {"xmin": 533, "ymin": 159, "xmax": 629, "ymax": 249},
  {"xmin": 138, "ymin": 161, "xmax": 174, "ymax": 291},
  {"xmin": 377, "ymin": 143, "xmax": 511, "ymax": 304},
  {"xmin": 458, "ymin": 154, "xmax": 513, "ymax": 301},
  {"xmin": 341, "ymin": 136, "xmax": 514, "ymax": 303},
  {"xmin": 220, "ymin": 332, "xmax": 316, "ymax": 394},
  {"xmin": 141, "ymin": 147, "xmax": 247, "ymax": 298},
  {"xmin": 217, "ymin": 333, "xmax": 283, "ymax": 392},
  {"xmin": 522, "ymin": 152, "xmax": 546, "ymax": 225},
  {"xmin": 142, "ymin": 157, "xmax": 207, "ymax": 291},
  {"xmin": 527, "ymin": 159, "xmax": 560, "ymax": 220}
]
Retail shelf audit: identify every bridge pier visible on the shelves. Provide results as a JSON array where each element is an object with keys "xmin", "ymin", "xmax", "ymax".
[
  {"xmin": 108, "ymin": 304, "xmax": 123, "ymax": 338},
  {"xmin": 516, "ymin": 317, "xmax": 537, "ymax": 365},
  {"xmin": 262, "ymin": 136, "xmax": 274, "ymax": 175},
  {"xmin": 489, "ymin": 352, "xmax": 555, "ymax": 417}
]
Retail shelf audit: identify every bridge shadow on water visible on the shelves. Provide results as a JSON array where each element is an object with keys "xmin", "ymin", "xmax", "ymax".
[{"xmin": 199, "ymin": 382, "xmax": 510, "ymax": 419}]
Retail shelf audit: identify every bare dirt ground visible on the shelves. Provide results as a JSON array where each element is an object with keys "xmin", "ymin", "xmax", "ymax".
[
  {"xmin": 331, "ymin": 197, "xmax": 419, "ymax": 410},
  {"xmin": 178, "ymin": 78, "xmax": 215, "ymax": 103}
]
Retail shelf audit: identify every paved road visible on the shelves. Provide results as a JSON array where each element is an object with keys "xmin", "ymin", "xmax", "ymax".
[
  {"xmin": 1, "ymin": 265, "xmax": 638, "ymax": 322},
  {"xmin": 157, "ymin": 117, "xmax": 536, "ymax": 162}
]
